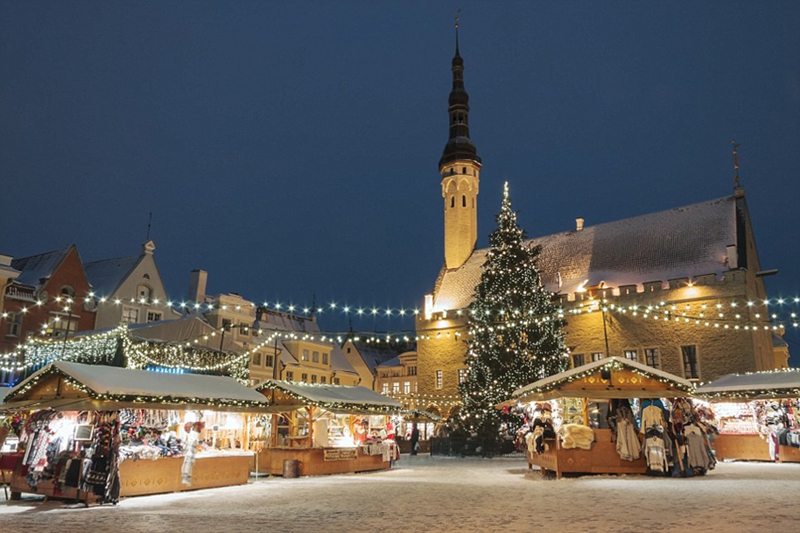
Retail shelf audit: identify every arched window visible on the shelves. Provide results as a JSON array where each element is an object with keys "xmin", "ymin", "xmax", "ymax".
[{"xmin": 60, "ymin": 285, "xmax": 75, "ymax": 298}]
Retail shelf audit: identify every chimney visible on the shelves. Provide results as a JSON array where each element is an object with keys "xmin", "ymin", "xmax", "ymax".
[
  {"xmin": 575, "ymin": 217, "xmax": 585, "ymax": 231},
  {"xmin": 188, "ymin": 269, "xmax": 208, "ymax": 303}
]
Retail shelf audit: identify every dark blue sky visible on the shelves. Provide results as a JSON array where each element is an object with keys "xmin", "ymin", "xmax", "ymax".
[{"xmin": 1, "ymin": 2, "xmax": 799, "ymax": 347}]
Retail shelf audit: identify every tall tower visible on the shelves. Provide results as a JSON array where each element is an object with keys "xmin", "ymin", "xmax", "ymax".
[{"xmin": 439, "ymin": 23, "xmax": 481, "ymax": 270}]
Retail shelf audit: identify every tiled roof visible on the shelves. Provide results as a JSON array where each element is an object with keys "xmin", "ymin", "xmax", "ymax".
[
  {"xmin": 84, "ymin": 255, "xmax": 140, "ymax": 297},
  {"xmin": 434, "ymin": 196, "xmax": 736, "ymax": 311},
  {"xmin": 11, "ymin": 247, "xmax": 71, "ymax": 287}
]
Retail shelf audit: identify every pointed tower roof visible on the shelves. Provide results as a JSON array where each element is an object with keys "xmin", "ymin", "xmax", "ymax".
[{"xmin": 439, "ymin": 21, "xmax": 481, "ymax": 171}]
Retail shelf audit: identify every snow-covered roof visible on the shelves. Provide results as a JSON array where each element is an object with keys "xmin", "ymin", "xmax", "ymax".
[
  {"xmin": 376, "ymin": 356, "xmax": 402, "ymax": 368},
  {"xmin": 257, "ymin": 379, "xmax": 402, "ymax": 412},
  {"xmin": 434, "ymin": 196, "xmax": 736, "ymax": 311},
  {"xmin": 772, "ymin": 333, "xmax": 789, "ymax": 348},
  {"xmin": 84, "ymin": 254, "xmax": 140, "ymax": 297},
  {"xmin": 11, "ymin": 247, "xmax": 71, "ymax": 287},
  {"xmin": 5, "ymin": 361, "xmax": 266, "ymax": 407},
  {"xmin": 349, "ymin": 340, "xmax": 414, "ymax": 374},
  {"xmin": 509, "ymin": 356, "xmax": 695, "ymax": 403},
  {"xmin": 694, "ymin": 369, "xmax": 800, "ymax": 400}
]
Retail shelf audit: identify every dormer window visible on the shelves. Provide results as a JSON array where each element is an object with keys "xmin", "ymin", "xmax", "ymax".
[{"xmin": 143, "ymin": 273, "xmax": 150, "ymax": 280}]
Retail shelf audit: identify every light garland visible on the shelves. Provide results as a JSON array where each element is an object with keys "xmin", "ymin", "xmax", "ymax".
[
  {"xmin": 256, "ymin": 381, "xmax": 401, "ymax": 414},
  {"xmin": 6, "ymin": 366, "xmax": 266, "ymax": 409}
]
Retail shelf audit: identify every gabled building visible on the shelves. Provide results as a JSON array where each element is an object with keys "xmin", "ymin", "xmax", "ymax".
[
  {"xmin": 190, "ymin": 270, "xmax": 360, "ymax": 387},
  {"xmin": 1, "ymin": 245, "xmax": 97, "ymax": 355},
  {"xmin": 84, "ymin": 240, "xmax": 181, "ymax": 329},
  {"xmin": 414, "ymin": 35, "xmax": 784, "ymax": 419},
  {"xmin": 340, "ymin": 338, "xmax": 416, "ymax": 390},
  {"xmin": 374, "ymin": 350, "xmax": 419, "ymax": 410}
]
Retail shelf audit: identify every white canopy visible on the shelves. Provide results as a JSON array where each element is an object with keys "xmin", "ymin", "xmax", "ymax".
[
  {"xmin": 257, "ymin": 380, "xmax": 402, "ymax": 413},
  {"xmin": 694, "ymin": 369, "xmax": 800, "ymax": 400},
  {"xmin": 509, "ymin": 356, "xmax": 695, "ymax": 404},
  {"xmin": 3, "ymin": 361, "xmax": 267, "ymax": 411}
]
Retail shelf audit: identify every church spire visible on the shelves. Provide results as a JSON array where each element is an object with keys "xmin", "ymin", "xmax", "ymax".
[
  {"xmin": 438, "ymin": 16, "xmax": 481, "ymax": 172},
  {"xmin": 439, "ymin": 16, "xmax": 482, "ymax": 271}
]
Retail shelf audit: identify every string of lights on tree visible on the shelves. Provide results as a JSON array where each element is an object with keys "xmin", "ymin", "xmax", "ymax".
[{"xmin": 457, "ymin": 183, "xmax": 569, "ymax": 448}]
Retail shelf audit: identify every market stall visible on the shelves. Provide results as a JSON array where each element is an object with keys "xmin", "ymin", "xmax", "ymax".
[
  {"xmin": 503, "ymin": 357, "xmax": 705, "ymax": 478},
  {"xmin": 694, "ymin": 369, "xmax": 800, "ymax": 463},
  {"xmin": 254, "ymin": 380, "xmax": 402, "ymax": 476},
  {"xmin": 1, "ymin": 361, "xmax": 268, "ymax": 502}
]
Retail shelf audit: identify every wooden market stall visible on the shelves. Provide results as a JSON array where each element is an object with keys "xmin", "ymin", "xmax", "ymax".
[
  {"xmin": 254, "ymin": 380, "xmax": 402, "ymax": 476},
  {"xmin": 694, "ymin": 369, "xmax": 800, "ymax": 463},
  {"xmin": 505, "ymin": 357, "xmax": 696, "ymax": 478},
  {"xmin": 1, "ymin": 361, "xmax": 269, "ymax": 502}
]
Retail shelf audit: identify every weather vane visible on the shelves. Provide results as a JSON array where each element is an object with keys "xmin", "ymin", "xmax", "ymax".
[{"xmin": 732, "ymin": 139, "xmax": 741, "ymax": 188}]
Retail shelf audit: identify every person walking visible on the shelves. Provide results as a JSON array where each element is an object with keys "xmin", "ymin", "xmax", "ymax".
[{"xmin": 410, "ymin": 423, "xmax": 420, "ymax": 455}]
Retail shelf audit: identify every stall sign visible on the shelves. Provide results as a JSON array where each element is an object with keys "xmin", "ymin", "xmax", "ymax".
[{"xmin": 323, "ymin": 448, "xmax": 357, "ymax": 461}]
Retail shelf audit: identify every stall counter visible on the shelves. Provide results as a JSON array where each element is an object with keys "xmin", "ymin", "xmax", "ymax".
[
  {"xmin": 256, "ymin": 446, "xmax": 390, "ymax": 476},
  {"xmin": 528, "ymin": 428, "xmax": 647, "ymax": 479}
]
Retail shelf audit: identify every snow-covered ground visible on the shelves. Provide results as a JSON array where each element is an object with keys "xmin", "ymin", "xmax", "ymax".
[{"xmin": 2, "ymin": 455, "xmax": 799, "ymax": 532}]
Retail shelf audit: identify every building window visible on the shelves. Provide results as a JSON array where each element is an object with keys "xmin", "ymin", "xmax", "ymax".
[
  {"xmin": 301, "ymin": 373, "xmax": 308, "ymax": 382},
  {"xmin": 311, "ymin": 374, "xmax": 317, "ymax": 383},
  {"xmin": 121, "ymin": 306, "xmax": 139, "ymax": 324},
  {"xmin": 312, "ymin": 351, "xmax": 319, "ymax": 363},
  {"xmin": 458, "ymin": 369, "xmax": 467, "ymax": 383},
  {"xmin": 47, "ymin": 315, "xmax": 77, "ymax": 338},
  {"xmin": 286, "ymin": 371, "xmax": 294, "ymax": 381},
  {"xmin": 60, "ymin": 285, "xmax": 75, "ymax": 298},
  {"xmin": 571, "ymin": 353, "xmax": 585, "ymax": 368},
  {"xmin": 407, "ymin": 366, "xmax": 417, "ymax": 376},
  {"xmin": 682, "ymin": 345, "xmax": 699, "ymax": 379},
  {"xmin": 404, "ymin": 381, "xmax": 410, "ymax": 394},
  {"xmin": 302, "ymin": 349, "xmax": 309, "ymax": 361},
  {"xmin": 392, "ymin": 382, "xmax": 400, "ymax": 395},
  {"xmin": 265, "ymin": 354, "xmax": 274, "ymax": 367},
  {"xmin": 590, "ymin": 352, "xmax": 604, "ymax": 362},
  {"xmin": 147, "ymin": 311, "xmax": 162, "ymax": 323},
  {"xmin": 6, "ymin": 312, "xmax": 21, "ymax": 337},
  {"xmin": 320, "ymin": 376, "xmax": 327, "ymax": 384},
  {"xmin": 645, "ymin": 348, "xmax": 660, "ymax": 369},
  {"xmin": 462, "ymin": 195, "xmax": 466, "ymax": 207},
  {"xmin": 450, "ymin": 196, "xmax": 455, "ymax": 208},
  {"xmin": 623, "ymin": 350, "xmax": 637, "ymax": 362},
  {"xmin": 382, "ymin": 383, "xmax": 389, "ymax": 395},
  {"xmin": 252, "ymin": 353, "xmax": 262, "ymax": 366},
  {"xmin": 322, "ymin": 352, "xmax": 329, "ymax": 365},
  {"xmin": 137, "ymin": 284, "xmax": 151, "ymax": 302},
  {"xmin": 334, "ymin": 378, "xmax": 340, "ymax": 385},
  {"xmin": 435, "ymin": 370, "xmax": 443, "ymax": 390}
]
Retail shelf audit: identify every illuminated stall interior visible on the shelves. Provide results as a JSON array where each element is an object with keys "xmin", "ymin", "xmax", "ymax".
[
  {"xmin": 695, "ymin": 369, "xmax": 800, "ymax": 463},
  {"xmin": 253, "ymin": 380, "xmax": 402, "ymax": 476},
  {"xmin": 1, "ymin": 361, "xmax": 268, "ymax": 501}
]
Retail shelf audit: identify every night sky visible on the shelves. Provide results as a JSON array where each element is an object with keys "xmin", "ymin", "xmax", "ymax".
[{"xmin": 1, "ymin": 2, "xmax": 799, "ymax": 352}]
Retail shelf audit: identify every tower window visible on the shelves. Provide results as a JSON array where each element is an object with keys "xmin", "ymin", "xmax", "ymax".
[
  {"xmin": 462, "ymin": 167, "xmax": 466, "ymax": 174},
  {"xmin": 450, "ymin": 196, "xmax": 455, "ymax": 208},
  {"xmin": 462, "ymin": 195, "xmax": 466, "ymax": 207}
]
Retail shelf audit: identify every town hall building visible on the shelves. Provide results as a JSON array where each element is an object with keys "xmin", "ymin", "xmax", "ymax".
[{"xmin": 414, "ymin": 35, "xmax": 785, "ymax": 420}]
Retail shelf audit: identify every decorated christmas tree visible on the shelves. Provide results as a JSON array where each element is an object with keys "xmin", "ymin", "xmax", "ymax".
[{"xmin": 458, "ymin": 182, "xmax": 568, "ymax": 454}]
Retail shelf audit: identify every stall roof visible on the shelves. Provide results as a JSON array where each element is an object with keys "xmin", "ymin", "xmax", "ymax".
[
  {"xmin": 694, "ymin": 369, "xmax": 800, "ymax": 400},
  {"xmin": 256, "ymin": 380, "xmax": 402, "ymax": 413},
  {"xmin": 507, "ymin": 357, "xmax": 696, "ymax": 404},
  {"xmin": 3, "ymin": 361, "xmax": 267, "ymax": 410}
]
